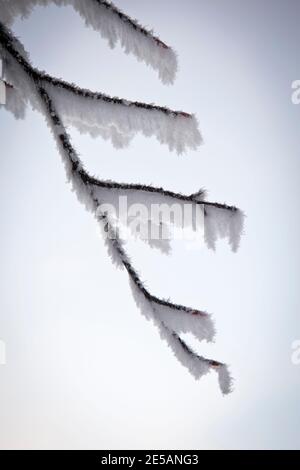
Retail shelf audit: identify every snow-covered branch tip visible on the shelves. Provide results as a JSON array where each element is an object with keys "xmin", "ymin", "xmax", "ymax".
[
  {"xmin": 0, "ymin": 0, "xmax": 178, "ymax": 84},
  {"xmin": 40, "ymin": 75, "xmax": 202, "ymax": 153},
  {"xmin": 0, "ymin": 3, "xmax": 244, "ymax": 394},
  {"xmin": 0, "ymin": 21, "xmax": 200, "ymax": 154}
]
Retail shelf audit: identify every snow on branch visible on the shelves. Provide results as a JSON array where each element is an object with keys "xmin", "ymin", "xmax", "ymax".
[
  {"xmin": 0, "ymin": 0, "xmax": 178, "ymax": 84},
  {"xmin": 0, "ymin": 23, "xmax": 200, "ymax": 154},
  {"xmin": 90, "ymin": 183, "xmax": 243, "ymax": 252},
  {"xmin": 159, "ymin": 325, "xmax": 232, "ymax": 395},
  {"xmin": 0, "ymin": 21, "xmax": 243, "ymax": 252},
  {"xmin": 32, "ymin": 75, "xmax": 235, "ymax": 393},
  {"xmin": 204, "ymin": 205, "xmax": 244, "ymax": 252},
  {"xmin": 43, "ymin": 77, "xmax": 202, "ymax": 153},
  {"xmin": 0, "ymin": 14, "xmax": 242, "ymax": 394},
  {"xmin": 38, "ymin": 84, "xmax": 231, "ymax": 393}
]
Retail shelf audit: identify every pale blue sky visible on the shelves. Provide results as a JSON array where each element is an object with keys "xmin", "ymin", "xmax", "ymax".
[{"xmin": 0, "ymin": 0, "xmax": 299, "ymax": 449}]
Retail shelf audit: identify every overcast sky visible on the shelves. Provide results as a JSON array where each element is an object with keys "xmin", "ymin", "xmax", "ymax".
[{"xmin": 0, "ymin": 0, "xmax": 300, "ymax": 449}]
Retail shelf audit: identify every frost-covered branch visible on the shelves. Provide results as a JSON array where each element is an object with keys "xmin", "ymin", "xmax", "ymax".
[
  {"xmin": 40, "ymin": 74, "xmax": 202, "ymax": 153},
  {"xmin": 37, "ymin": 85, "xmax": 232, "ymax": 395},
  {"xmin": 0, "ymin": 21, "xmax": 244, "ymax": 254},
  {"xmin": 0, "ymin": 9, "xmax": 244, "ymax": 394},
  {"xmin": 0, "ymin": 23, "xmax": 200, "ymax": 153},
  {"xmin": 0, "ymin": 0, "xmax": 177, "ymax": 84}
]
